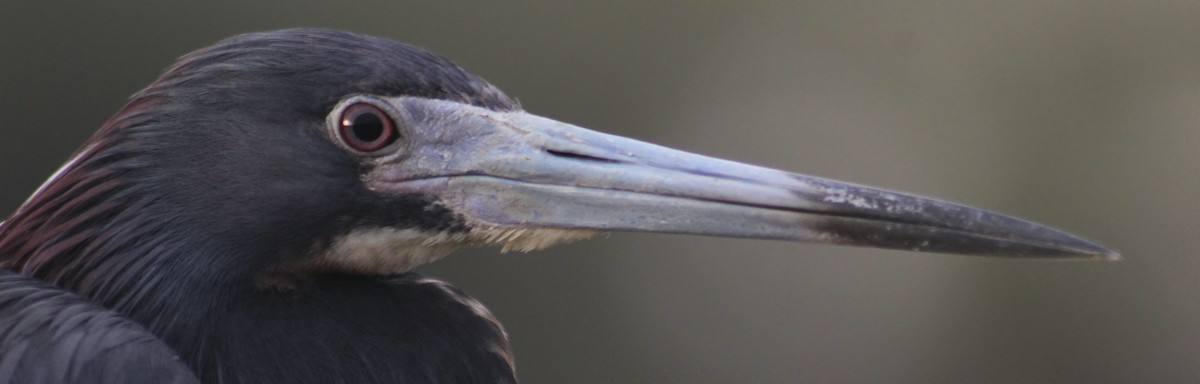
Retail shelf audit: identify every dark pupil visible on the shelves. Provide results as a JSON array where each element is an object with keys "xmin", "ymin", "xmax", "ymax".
[{"xmin": 351, "ymin": 113, "xmax": 385, "ymax": 142}]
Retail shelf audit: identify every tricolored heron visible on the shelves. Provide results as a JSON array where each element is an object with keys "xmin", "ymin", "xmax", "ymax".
[{"xmin": 0, "ymin": 29, "xmax": 1116, "ymax": 383}]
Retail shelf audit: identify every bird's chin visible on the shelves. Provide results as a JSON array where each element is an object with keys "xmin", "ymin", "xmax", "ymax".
[{"xmin": 259, "ymin": 225, "xmax": 597, "ymax": 290}]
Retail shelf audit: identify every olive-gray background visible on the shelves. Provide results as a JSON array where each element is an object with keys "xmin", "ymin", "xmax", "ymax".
[{"xmin": 0, "ymin": 2, "xmax": 1194, "ymax": 383}]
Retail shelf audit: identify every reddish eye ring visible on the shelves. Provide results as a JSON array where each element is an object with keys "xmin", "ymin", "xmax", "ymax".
[{"xmin": 338, "ymin": 102, "xmax": 398, "ymax": 153}]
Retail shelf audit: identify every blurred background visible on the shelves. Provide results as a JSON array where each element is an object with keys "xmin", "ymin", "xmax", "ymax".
[{"xmin": 0, "ymin": 1, "xmax": 1195, "ymax": 383}]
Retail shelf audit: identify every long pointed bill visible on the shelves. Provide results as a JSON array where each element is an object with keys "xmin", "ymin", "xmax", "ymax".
[{"xmin": 368, "ymin": 97, "xmax": 1118, "ymax": 260}]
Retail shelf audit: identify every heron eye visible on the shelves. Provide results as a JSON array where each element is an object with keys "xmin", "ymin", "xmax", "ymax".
[{"xmin": 338, "ymin": 103, "xmax": 398, "ymax": 152}]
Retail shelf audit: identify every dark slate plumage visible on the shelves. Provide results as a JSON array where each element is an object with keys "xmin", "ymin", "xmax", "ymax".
[
  {"xmin": 0, "ymin": 29, "xmax": 518, "ymax": 383},
  {"xmin": 0, "ymin": 269, "xmax": 197, "ymax": 384},
  {"xmin": 0, "ymin": 26, "xmax": 1118, "ymax": 384}
]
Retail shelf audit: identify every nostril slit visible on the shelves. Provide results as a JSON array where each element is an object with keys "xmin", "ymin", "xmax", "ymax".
[{"xmin": 545, "ymin": 149, "xmax": 621, "ymax": 163}]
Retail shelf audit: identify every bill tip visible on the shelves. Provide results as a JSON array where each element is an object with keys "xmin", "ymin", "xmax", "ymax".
[{"xmin": 1096, "ymin": 248, "xmax": 1122, "ymax": 261}]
